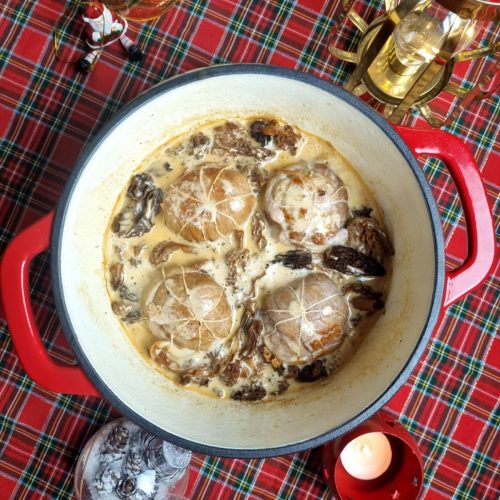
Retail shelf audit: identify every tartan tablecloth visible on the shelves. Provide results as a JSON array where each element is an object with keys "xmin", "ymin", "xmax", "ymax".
[{"xmin": 0, "ymin": 1, "xmax": 498, "ymax": 498}]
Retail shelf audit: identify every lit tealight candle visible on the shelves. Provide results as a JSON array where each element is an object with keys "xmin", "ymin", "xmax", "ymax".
[{"xmin": 340, "ymin": 432, "xmax": 392, "ymax": 480}]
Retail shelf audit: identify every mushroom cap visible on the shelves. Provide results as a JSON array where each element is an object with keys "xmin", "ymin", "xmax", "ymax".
[
  {"xmin": 164, "ymin": 164, "xmax": 256, "ymax": 242},
  {"xmin": 264, "ymin": 162, "xmax": 348, "ymax": 249},
  {"xmin": 143, "ymin": 268, "xmax": 233, "ymax": 351},
  {"xmin": 263, "ymin": 273, "xmax": 347, "ymax": 365},
  {"xmin": 346, "ymin": 215, "xmax": 394, "ymax": 264}
]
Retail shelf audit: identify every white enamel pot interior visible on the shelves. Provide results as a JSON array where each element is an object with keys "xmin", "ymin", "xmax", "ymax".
[{"xmin": 52, "ymin": 65, "xmax": 444, "ymax": 458}]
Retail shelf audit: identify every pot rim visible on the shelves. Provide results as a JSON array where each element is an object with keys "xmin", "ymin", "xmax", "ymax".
[{"xmin": 51, "ymin": 64, "xmax": 445, "ymax": 458}]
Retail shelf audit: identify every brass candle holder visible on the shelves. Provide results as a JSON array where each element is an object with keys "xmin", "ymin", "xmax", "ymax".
[{"xmin": 329, "ymin": 0, "xmax": 499, "ymax": 126}]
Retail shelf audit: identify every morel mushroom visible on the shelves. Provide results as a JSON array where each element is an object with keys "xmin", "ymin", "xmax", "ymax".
[
  {"xmin": 263, "ymin": 273, "xmax": 347, "ymax": 365},
  {"xmin": 264, "ymin": 162, "xmax": 348, "ymax": 249},
  {"xmin": 250, "ymin": 120, "xmax": 274, "ymax": 146},
  {"xmin": 251, "ymin": 212, "xmax": 267, "ymax": 251},
  {"xmin": 296, "ymin": 359, "xmax": 328, "ymax": 382},
  {"xmin": 346, "ymin": 215, "xmax": 394, "ymax": 264},
  {"xmin": 111, "ymin": 302, "xmax": 141, "ymax": 324},
  {"xmin": 151, "ymin": 340, "xmax": 233, "ymax": 378},
  {"xmin": 213, "ymin": 121, "xmax": 274, "ymax": 159},
  {"xmin": 225, "ymin": 248, "xmax": 250, "ymax": 290},
  {"xmin": 249, "ymin": 119, "xmax": 301, "ymax": 153},
  {"xmin": 149, "ymin": 241, "xmax": 196, "ymax": 266},
  {"xmin": 324, "ymin": 245, "xmax": 386, "ymax": 277},
  {"xmin": 113, "ymin": 174, "xmax": 163, "ymax": 238},
  {"xmin": 343, "ymin": 283, "xmax": 385, "ymax": 321},
  {"xmin": 187, "ymin": 132, "xmax": 211, "ymax": 159},
  {"xmin": 231, "ymin": 383, "xmax": 267, "ymax": 401},
  {"xmin": 143, "ymin": 268, "xmax": 233, "ymax": 351},
  {"xmin": 164, "ymin": 164, "xmax": 256, "ymax": 242},
  {"xmin": 273, "ymin": 250, "xmax": 313, "ymax": 270},
  {"xmin": 109, "ymin": 263, "xmax": 124, "ymax": 290}
]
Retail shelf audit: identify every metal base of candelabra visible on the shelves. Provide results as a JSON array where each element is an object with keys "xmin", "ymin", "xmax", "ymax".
[{"xmin": 329, "ymin": 0, "xmax": 499, "ymax": 126}]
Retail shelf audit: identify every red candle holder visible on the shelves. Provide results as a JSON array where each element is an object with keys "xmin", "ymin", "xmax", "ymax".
[{"xmin": 321, "ymin": 412, "xmax": 423, "ymax": 499}]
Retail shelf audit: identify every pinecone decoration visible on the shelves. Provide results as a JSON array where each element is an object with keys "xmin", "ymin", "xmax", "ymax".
[
  {"xmin": 115, "ymin": 476, "xmax": 137, "ymax": 499},
  {"xmin": 135, "ymin": 430, "xmax": 156, "ymax": 451},
  {"xmin": 93, "ymin": 467, "xmax": 121, "ymax": 495},
  {"xmin": 123, "ymin": 450, "xmax": 144, "ymax": 477},
  {"xmin": 100, "ymin": 424, "xmax": 130, "ymax": 462},
  {"xmin": 108, "ymin": 424, "xmax": 130, "ymax": 450}
]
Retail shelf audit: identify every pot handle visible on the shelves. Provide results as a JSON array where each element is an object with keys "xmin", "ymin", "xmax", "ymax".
[
  {"xmin": 0, "ymin": 213, "xmax": 100, "ymax": 396},
  {"xmin": 395, "ymin": 126, "xmax": 496, "ymax": 307}
]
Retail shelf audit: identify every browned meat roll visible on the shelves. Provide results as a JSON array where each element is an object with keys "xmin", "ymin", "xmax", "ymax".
[
  {"xmin": 164, "ymin": 164, "xmax": 256, "ymax": 242},
  {"xmin": 143, "ymin": 268, "xmax": 233, "ymax": 351},
  {"xmin": 263, "ymin": 273, "xmax": 347, "ymax": 365},
  {"xmin": 264, "ymin": 162, "xmax": 348, "ymax": 249}
]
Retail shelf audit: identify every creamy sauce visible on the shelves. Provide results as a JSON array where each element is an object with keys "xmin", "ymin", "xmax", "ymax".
[{"xmin": 103, "ymin": 117, "xmax": 392, "ymax": 401}]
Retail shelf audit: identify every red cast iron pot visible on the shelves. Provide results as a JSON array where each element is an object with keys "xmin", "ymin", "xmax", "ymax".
[{"xmin": 0, "ymin": 65, "xmax": 495, "ymax": 458}]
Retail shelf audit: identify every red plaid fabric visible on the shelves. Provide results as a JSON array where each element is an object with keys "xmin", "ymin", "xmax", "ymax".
[{"xmin": 0, "ymin": 1, "xmax": 498, "ymax": 499}]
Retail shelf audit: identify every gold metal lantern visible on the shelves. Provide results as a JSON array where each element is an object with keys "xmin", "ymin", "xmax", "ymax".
[{"xmin": 329, "ymin": 0, "xmax": 499, "ymax": 126}]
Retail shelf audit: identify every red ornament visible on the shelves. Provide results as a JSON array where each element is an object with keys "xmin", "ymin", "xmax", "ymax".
[{"xmin": 78, "ymin": 2, "xmax": 143, "ymax": 73}]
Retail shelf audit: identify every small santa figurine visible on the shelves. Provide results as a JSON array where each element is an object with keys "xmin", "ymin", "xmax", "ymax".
[{"xmin": 78, "ymin": 2, "xmax": 143, "ymax": 73}]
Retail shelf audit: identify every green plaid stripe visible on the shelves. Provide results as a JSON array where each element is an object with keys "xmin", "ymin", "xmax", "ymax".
[{"xmin": 456, "ymin": 403, "xmax": 500, "ymax": 499}]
